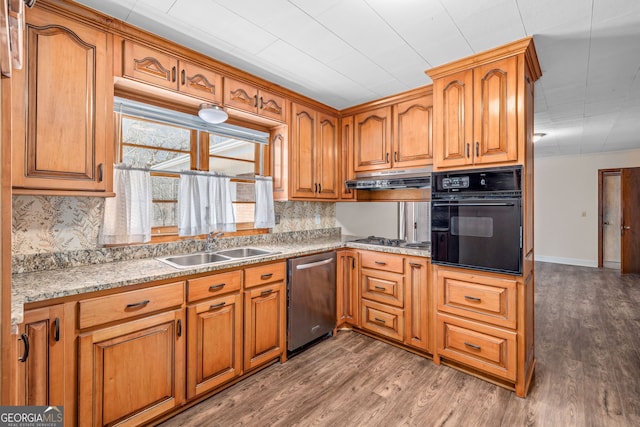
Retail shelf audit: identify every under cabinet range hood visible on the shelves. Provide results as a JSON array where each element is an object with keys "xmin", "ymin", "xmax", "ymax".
[{"xmin": 345, "ymin": 167, "xmax": 432, "ymax": 191}]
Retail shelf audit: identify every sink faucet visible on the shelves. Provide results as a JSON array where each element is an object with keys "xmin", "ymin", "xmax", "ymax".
[{"xmin": 205, "ymin": 230, "xmax": 224, "ymax": 252}]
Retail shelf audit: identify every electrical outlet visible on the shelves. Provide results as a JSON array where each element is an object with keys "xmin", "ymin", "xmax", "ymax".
[
  {"xmin": 275, "ymin": 214, "xmax": 281, "ymax": 224},
  {"xmin": 314, "ymin": 213, "xmax": 321, "ymax": 225}
]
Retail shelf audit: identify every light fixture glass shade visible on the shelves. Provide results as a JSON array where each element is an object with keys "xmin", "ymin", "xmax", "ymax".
[{"xmin": 198, "ymin": 104, "xmax": 228, "ymax": 124}]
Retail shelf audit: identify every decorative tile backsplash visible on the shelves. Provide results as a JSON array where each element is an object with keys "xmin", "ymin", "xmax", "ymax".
[{"xmin": 12, "ymin": 196, "xmax": 336, "ymax": 256}]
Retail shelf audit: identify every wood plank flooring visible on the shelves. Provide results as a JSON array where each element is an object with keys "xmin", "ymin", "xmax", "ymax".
[{"xmin": 160, "ymin": 262, "xmax": 640, "ymax": 426}]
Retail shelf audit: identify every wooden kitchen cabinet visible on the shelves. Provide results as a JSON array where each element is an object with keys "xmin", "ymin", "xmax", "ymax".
[
  {"xmin": 404, "ymin": 257, "xmax": 431, "ymax": 352},
  {"xmin": 353, "ymin": 106, "xmax": 392, "ymax": 172},
  {"xmin": 244, "ymin": 262, "xmax": 286, "ymax": 370},
  {"xmin": 340, "ymin": 115, "xmax": 356, "ymax": 200},
  {"xmin": 290, "ymin": 102, "xmax": 339, "ymax": 200},
  {"xmin": 224, "ymin": 77, "xmax": 286, "ymax": 122},
  {"xmin": 11, "ymin": 5, "xmax": 113, "ymax": 195},
  {"xmin": 336, "ymin": 250, "xmax": 359, "ymax": 327},
  {"xmin": 122, "ymin": 40, "xmax": 223, "ymax": 103}
]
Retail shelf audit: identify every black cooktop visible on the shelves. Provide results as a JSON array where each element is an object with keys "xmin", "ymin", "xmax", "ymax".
[{"xmin": 351, "ymin": 236, "xmax": 430, "ymax": 250}]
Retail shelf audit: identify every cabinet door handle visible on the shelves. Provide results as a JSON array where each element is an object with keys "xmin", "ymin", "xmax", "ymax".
[
  {"xmin": 464, "ymin": 342, "xmax": 481, "ymax": 351},
  {"xmin": 259, "ymin": 96, "xmax": 264, "ymax": 109},
  {"xmin": 209, "ymin": 302, "xmax": 226, "ymax": 311},
  {"xmin": 125, "ymin": 300, "xmax": 150, "ymax": 309},
  {"xmin": 394, "ymin": 151, "xmax": 398, "ymax": 162},
  {"xmin": 97, "ymin": 163, "xmax": 103, "ymax": 182},
  {"xmin": 466, "ymin": 143, "xmax": 470, "ymax": 158},
  {"xmin": 314, "ymin": 183, "xmax": 318, "ymax": 193},
  {"xmin": 260, "ymin": 289, "xmax": 274, "ymax": 296},
  {"xmin": 374, "ymin": 285, "xmax": 386, "ymax": 291},
  {"xmin": 318, "ymin": 183, "xmax": 322, "ymax": 193},
  {"xmin": 181, "ymin": 69, "xmax": 186, "ymax": 85},
  {"xmin": 177, "ymin": 319, "xmax": 182, "ymax": 337},
  {"xmin": 18, "ymin": 333, "xmax": 29, "ymax": 363},
  {"xmin": 253, "ymin": 94, "xmax": 258, "ymax": 108},
  {"xmin": 464, "ymin": 295, "xmax": 481, "ymax": 302},
  {"xmin": 54, "ymin": 317, "xmax": 60, "ymax": 342},
  {"xmin": 171, "ymin": 66, "xmax": 176, "ymax": 82},
  {"xmin": 209, "ymin": 283, "xmax": 225, "ymax": 291},
  {"xmin": 374, "ymin": 261, "xmax": 387, "ymax": 265},
  {"xmin": 260, "ymin": 273, "xmax": 273, "ymax": 280},
  {"xmin": 386, "ymin": 152, "xmax": 390, "ymax": 163},
  {"xmin": 475, "ymin": 141, "xmax": 479, "ymax": 157},
  {"xmin": 374, "ymin": 317, "xmax": 386, "ymax": 324},
  {"xmin": 351, "ymin": 258, "xmax": 355, "ymax": 269},
  {"xmin": 409, "ymin": 262, "xmax": 422, "ymax": 268}
]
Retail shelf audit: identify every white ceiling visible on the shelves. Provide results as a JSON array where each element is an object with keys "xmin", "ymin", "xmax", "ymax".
[{"xmin": 73, "ymin": 0, "xmax": 640, "ymax": 158}]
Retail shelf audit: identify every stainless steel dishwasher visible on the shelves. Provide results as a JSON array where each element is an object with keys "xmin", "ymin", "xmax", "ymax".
[{"xmin": 287, "ymin": 252, "xmax": 336, "ymax": 353}]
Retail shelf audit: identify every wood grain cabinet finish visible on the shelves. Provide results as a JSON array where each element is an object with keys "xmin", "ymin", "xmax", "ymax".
[
  {"xmin": 123, "ymin": 40, "xmax": 223, "ymax": 104},
  {"xmin": 340, "ymin": 115, "xmax": 356, "ymax": 200},
  {"xmin": 186, "ymin": 292, "xmax": 243, "ymax": 399},
  {"xmin": 224, "ymin": 77, "xmax": 286, "ymax": 122},
  {"xmin": 360, "ymin": 299, "xmax": 404, "ymax": 342},
  {"xmin": 353, "ymin": 106, "xmax": 392, "ymax": 172},
  {"xmin": 11, "ymin": 6, "xmax": 113, "ymax": 194},
  {"xmin": 78, "ymin": 309, "xmax": 186, "ymax": 427},
  {"xmin": 186, "ymin": 271, "xmax": 242, "ymax": 303},
  {"xmin": 404, "ymin": 257, "xmax": 431, "ymax": 352},
  {"xmin": 360, "ymin": 251, "xmax": 404, "ymax": 274},
  {"xmin": 14, "ymin": 305, "xmax": 65, "ymax": 408},
  {"xmin": 290, "ymin": 102, "xmax": 339, "ymax": 200},
  {"xmin": 244, "ymin": 262, "xmax": 286, "ymax": 289},
  {"xmin": 392, "ymin": 95, "xmax": 433, "ymax": 168},
  {"xmin": 360, "ymin": 268, "xmax": 404, "ymax": 308},
  {"xmin": 336, "ymin": 250, "xmax": 359, "ymax": 327},
  {"xmin": 432, "ymin": 56, "xmax": 518, "ymax": 169}
]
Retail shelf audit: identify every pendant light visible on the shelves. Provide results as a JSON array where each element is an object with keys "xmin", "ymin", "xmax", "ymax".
[{"xmin": 198, "ymin": 103, "xmax": 228, "ymax": 124}]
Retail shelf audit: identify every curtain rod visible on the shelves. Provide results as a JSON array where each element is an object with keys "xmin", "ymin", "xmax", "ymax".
[{"xmin": 114, "ymin": 164, "xmax": 272, "ymax": 181}]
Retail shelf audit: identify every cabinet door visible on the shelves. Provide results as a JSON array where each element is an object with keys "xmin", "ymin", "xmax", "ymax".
[
  {"xmin": 473, "ymin": 57, "xmax": 518, "ymax": 165},
  {"xmin": 15, "ymin": 305, "xmax": 65, "ymax": 407},
  {"xmin": 270, "ymin": 125, "xmax": 289, "ymax": 201},
  {"xmin": 244, "ymin": 281, "xmax": 286, "ymax": 371},
  {"xmin": 12, "ymin": 7, "xmax": 112, "ymax": 193},
  {"xmin": 316, "ymin": 112, "xmax": 339, "ymax": 199},
  {"xmin": 224, "ymin": 77, "xmax": 258, "ymax": 114},
  {"xmin": 393, "ymin": 95, "xmax": 433, "ymax": 168},
  {"xmin": 340, "ymin": 115, "xmax": 356, "ymax": 200},
  {"xmin": 337, "ymin": 250, "xmax": 359, "ymax": 326},
  {"xmin": 179, "ymin": 60, "xmax": 223, "ymax": 103},
  {"xmin": 354, "ymin": 107, "xmax": 392, "ymax": 172},
  {"xmin": 290, "ymin": 103, "xmax": 316, "ymax": 198},
  {"xmin": 186, "ymin": 293, "xmax": 242, "ymax": 398},
  {"xmin": 404, "ymin": 258, "xmax": 430, "ymax": 352},
  {"xmin": 433, "ymin": 69, "xmax": 473, "ymax": 168},
  {"xmin": 123, "ymin": 40, "xmax": 177, "ymax": 90},
  {"xmin": 78, "ymin": 310, "xmax": 185, "ymax": 427},
  {"xmin": 257, "ymin": 89, "xmax": 286, "ymax": 122}
]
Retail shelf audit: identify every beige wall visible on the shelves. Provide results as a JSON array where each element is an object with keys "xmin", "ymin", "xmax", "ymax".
[
  {"xmin": 335, "ymin": 202, "xmax": 399, "ymax": 238},
  {"xmin": 534, "ymin": 148, "xmax": 640, "ymax": 266}
]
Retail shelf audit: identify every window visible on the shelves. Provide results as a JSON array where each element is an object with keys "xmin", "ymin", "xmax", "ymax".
[{"xmin": 116, "ymin": 98, "xmax": 270, "ymax": 238}]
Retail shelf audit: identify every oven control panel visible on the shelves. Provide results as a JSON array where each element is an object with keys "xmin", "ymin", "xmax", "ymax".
[{"xmin": 441, "ymin": 176, "xmax": 469, "ymax": 189}]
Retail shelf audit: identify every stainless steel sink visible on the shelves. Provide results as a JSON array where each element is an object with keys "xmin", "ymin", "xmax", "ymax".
[
  {"xmin": 215, "ymin": 247, "xmax": 274, "ymax": 258},
  {"xmin": 157, "ymin": 252, "xmax": 231, "ymax": 269}
]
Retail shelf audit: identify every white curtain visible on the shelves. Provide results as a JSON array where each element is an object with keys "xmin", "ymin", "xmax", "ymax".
[
  {"xmin": 178, "ymin": 173, "xmax": 236, "ymax": 236},
  {"xmin": 254, "ymin": 177, "xmax": 275, "ymax": 229},
  {"xmin": 208, "ymin": 176, "xmax": 236, "ymax": 232},
  {"xmin": 100, "ymin": 168, "xmax": 152, "ymax": 244}
]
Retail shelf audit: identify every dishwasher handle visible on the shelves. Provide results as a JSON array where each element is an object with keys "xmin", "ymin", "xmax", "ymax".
[{"xmin": 296, "ymin": 258, "xmax": 334, "ymax": 270}]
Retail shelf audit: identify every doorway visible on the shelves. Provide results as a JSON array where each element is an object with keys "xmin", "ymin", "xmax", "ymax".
[{"xmin": 598, "ymin": 167, "xmax": 640, "ymax": 273}]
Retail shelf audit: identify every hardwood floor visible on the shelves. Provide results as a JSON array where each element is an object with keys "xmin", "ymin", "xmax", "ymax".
[{"xmin": 160, "ymin": 262, "xmax": 640, "ymax": 426}]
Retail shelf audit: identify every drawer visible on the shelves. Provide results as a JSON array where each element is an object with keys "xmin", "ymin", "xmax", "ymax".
[
  {"xmin": 79, "ymin": 282, "xmax": 184, "ymax": 329},
  {"xmin": 360, "ymin": 299, "xmax": 404, "ymax": 342},
  {"xmin": 437, "ymin": 268, "xmax": 516, "ymax": 328},
  {"xmin": 244, "ymin": 262, "xmax": 286, "ymax": 288},
  {"xmin": 361, "ymin": 269, "xmax": 404, "ymax": 307},
  {"xmin": 360, "ymin": 251, "xmax": 404, "ymax": 274},
  {"xmin": 437, "ymin": 313, "xmax": 516, "ymax": 381},
  {"xmin": 187, "ymin": 270, "xmax": 242, "ymax": 302}
]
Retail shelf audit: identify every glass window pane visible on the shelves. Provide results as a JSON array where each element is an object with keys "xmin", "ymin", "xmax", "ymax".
[
  {"xmin": 153, "ymin": 203, "xmax": 177, "ymax": 228},
  {"xmin": 209, "ymin": 134, "xmax": 255, "ymax": 161},
  {"xmin": 210, "ymin": 157, "xmax": 255, "ymax": 175},
  {"xmin": 234, "ymin": 203, "xmax": 255, "ymax": 224},
  {"xmin": 151, "ymin": 176, "xmax": 179, "ymax": 201},
  {"xmin": 234, "ymin": 182, "xmax": 255, "ymax": 202},
  {"xmin": 123, "ymin": 146, "xmax": 190, "ymax": 169},
  {"xmin": 122, "ymin": 116, "xmax": 191, "ymax": 151}
]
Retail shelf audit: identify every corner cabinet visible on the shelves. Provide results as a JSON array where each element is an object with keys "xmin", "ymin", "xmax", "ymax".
[
  {"xmin": 336, "ymin": 250, "xmax": 359, "ymax": 327},
  {"xmin": 290, "ymin": 103, "xmax": 339, "ymax": 200},
  {"xmin": 11, "ymin": 5, "xmax": 113, "ymax": 195}
]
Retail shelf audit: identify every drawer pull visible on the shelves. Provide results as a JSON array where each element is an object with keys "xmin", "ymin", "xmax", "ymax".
[
  {"xmin": 374, "ymin": 317, "xmax": 386, "ymax": 324},
  {"xmin": 374, "ymin": 261, "xmax": 387, "ymax": 266},
  {"xmin": 260, "ymin": 273, "xmax": 273, "ymax": 280},
  {"xmin": 54, "ymin": 317, "xmax": 60, "ymax": 342},
  {"xmin": 18, "ymin": 333, "xmax": 29, "ymax": 363},
  {"xmin": 260, "ymin": 289, "xmax": 274, "ymax": 296},
  {"xmin": 464, "ymin": 342, "xmax": 481, "ymax": 351},
  {"xmin": 209, "ymin": 302, "xmax": 226, "ymax": 310},
  {"xmin": 374, "ymin": 286, "xmax": 386, "ymax": 291},
  {"xmin": 464, "ymin": 296, "xmax": 482, "ymax": 302},
  {"xmin": 209, "ymin": 283, "xmax": 226, "ymax": 291},
  {"xmin": 125, "ymin": 300, "xmax": 150, "ymax": 310}
]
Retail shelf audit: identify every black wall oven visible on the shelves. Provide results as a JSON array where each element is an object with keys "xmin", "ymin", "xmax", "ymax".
[{"xmin": 431, "ymin": 166, "xmax": 523, "ymax": 275}]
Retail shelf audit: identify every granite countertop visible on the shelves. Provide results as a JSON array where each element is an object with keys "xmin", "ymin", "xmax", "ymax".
[{"xmin": 11, "ymin": 237, "xmax": 430, "ymax": 328}]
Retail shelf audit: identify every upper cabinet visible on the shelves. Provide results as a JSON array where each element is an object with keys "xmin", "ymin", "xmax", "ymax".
[
  {"xmin": 224, "ymin": 77, "xmax": 287, "ymax": 123},
  {"xmin": 290, "ymin": 103, "xmax": 339, "ymax": 200},
  {"xmin": 352, "ymin": 89, "xmax": 433, "ymax": 173},
  {"xmin": 11, "ymin": 6, "xmax": 114, "ymax": 195},
  {"xmin": 122, "ymin": 40, "xmax": 223, "ymax": 104},
  {"xmin": 427, "ymin": 38, "xmax": 541, "ymax": 170}
]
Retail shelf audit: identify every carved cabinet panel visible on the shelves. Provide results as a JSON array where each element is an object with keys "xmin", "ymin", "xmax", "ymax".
[{"xmin": 224, "ymin": 77, "xmax": 286, "ymax": 122}]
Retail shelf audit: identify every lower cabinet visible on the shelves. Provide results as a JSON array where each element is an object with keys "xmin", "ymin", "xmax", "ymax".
[
  {"xmin": 404, "ymin": 257, "xmax": 431, "ymax": 352},
  {"xmin": 336, "ymin": 250, "xmax": 359, "ymax": 327}
]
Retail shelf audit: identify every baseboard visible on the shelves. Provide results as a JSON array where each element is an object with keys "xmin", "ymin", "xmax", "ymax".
[{"xmin": 535, "ymin": 255, "xmax": 598, "ymax": 268}]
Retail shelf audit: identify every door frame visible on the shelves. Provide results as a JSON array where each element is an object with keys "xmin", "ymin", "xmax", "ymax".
[{"xmin": 597, "ymin": 168, "xmax": 621, "ymax": 269}]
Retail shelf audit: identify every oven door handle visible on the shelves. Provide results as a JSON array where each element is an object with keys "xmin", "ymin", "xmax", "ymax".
[{"xmin": 432, "ymin": 202, "xmax": 516, "ymax": 207}]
